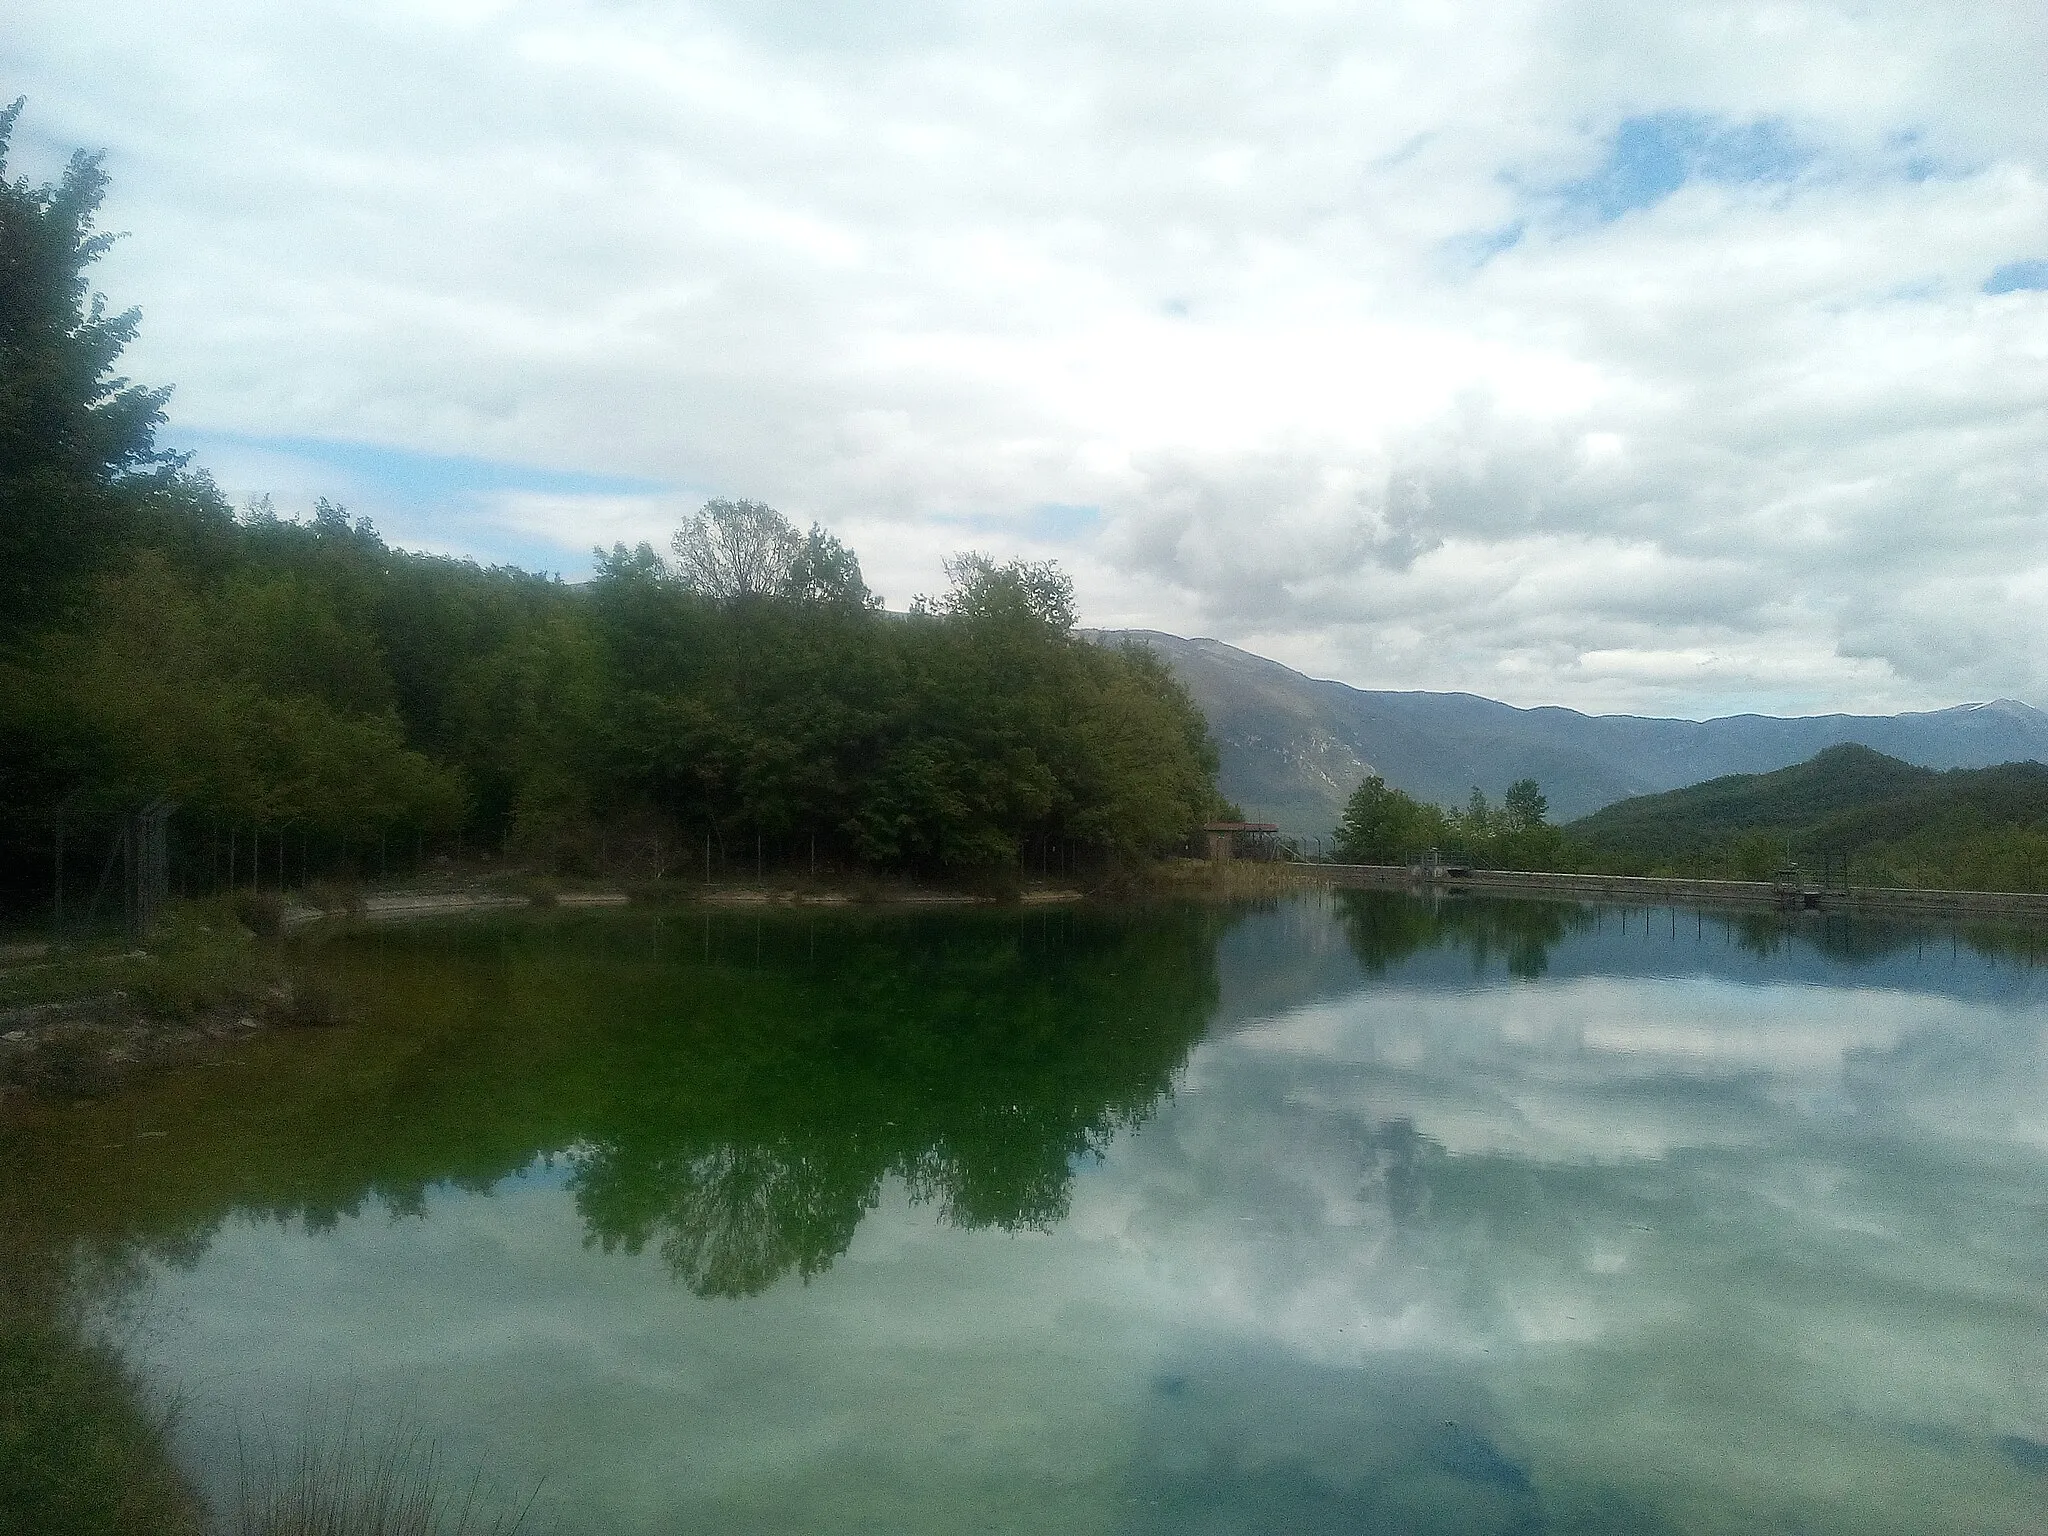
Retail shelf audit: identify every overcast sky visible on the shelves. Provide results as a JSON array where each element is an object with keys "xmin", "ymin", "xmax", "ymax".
[{"xmin": 9, "ymin": 1, "xmax": 2048, "ymax": 716}]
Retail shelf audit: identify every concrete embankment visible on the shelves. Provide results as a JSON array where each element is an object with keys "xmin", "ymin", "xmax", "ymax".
[{"xmin": 1307, "ymin": 864, "xmax": 2048, "ymax": 922}]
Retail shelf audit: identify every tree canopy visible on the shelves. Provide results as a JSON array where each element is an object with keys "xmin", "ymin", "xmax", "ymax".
[
  {"xmin": 0, "ymin": 97, "xmax": 188, "ymax": 641},
  {"xmin": 1333, "ymin": 771, "xmax": 1562, "ymax": 870},
  {"xmin": 1563, "ymin": 744, "xmax": 2048, "ymax": 890},
  {"xmin": 0, "ymin": 105, "xmax": 1225, "ymax": 911}
]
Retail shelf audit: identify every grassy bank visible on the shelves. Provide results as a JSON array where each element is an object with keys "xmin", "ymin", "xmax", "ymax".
[
  {"xmin": 0, "ymin": 895, "xmax": 347, "ymax": 1104},
  {"xmin": 1, "ymin": 1231, "xmax": 537, "ymax": 1536},
  {"xmin": 1, "ymin": 854, "xmax": 1320, "ymax": 1107},
  {"xmin": 0, "ymin": 1230, "xmax": 204, "ymax": 1536}
]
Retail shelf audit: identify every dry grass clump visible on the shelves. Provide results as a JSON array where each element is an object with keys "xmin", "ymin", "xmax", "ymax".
[
  {"xmin": 1152, "ymin": 857, "xmax": 1329, "ymax": 899},
  {"xmin": 229, "ymin": 1412, "xmax": 539, "ymax": 1536}
]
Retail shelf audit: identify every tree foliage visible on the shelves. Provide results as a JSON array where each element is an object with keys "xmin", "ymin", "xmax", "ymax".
[
  {"xmin": 1333, "ymin": 775, "xmax": 1442, "ymax": 864},
  {"xmin": 0, "ymin": 98, "xmax": 186, "ymax": 641},
  {"xmin": 1563, "ymin": 743, "xmax": 2048, "ymax": 890},
  {"xmin": 0, "ymin": 108, "xmax": 1223, "ymax": 905},
  {"xmin": 669, "ymin": 497, "xmax": 875, "ymax": 607},
  {"xmin": 1333, "ymin": 772, "xmax": 1561, "ymax": 870}
]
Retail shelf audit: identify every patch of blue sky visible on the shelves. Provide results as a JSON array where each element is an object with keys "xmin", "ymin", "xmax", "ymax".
[
  {"xmin": 174, "ymin": 429, "xmax": 668, "ymax": 503},
  {"xmin": 1885, "ymin": 276, "xmax": 1945, "ymax": 303},
  {"xmin": 1442, "ymin": 220, "xmax": 1525, "ymax": 268},
  {"xmin": 171, "ymin": 430, "xmax": 670, "ymax": 577},
  {"xmin": 1880, "ymin": 127, "xmax": 1971, "ymax": 185},
  {"xmin": 433, "ymin": 523, "xmax": 603, "ymax": 580},
  {"xmin": 941, "ymin": 502, "xmax": 1102, "ymax": 542},
  {"xmin": 1443, "ymin": 112, "xmax": 1817, "ymax": 269},
  {"xmin": 1556, "ymin": 110, "xmax": 1816, "ymax": 223},
  {"xmin": 1985, "ymin": 259, "xmax": 2048, "ymax": 295},
  {"xmin": 1024, "ymin": 503, "xmax": 1103, "ymax": 540}
]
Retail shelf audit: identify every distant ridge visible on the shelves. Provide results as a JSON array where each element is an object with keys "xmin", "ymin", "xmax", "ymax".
[
  {"xmin": 1565, "ymin": 744, "xmax": 2048, "ymax": 887},
  {"xmin": 1093, "ymin": 630, "xmax": 2048, "ymax": 836}
]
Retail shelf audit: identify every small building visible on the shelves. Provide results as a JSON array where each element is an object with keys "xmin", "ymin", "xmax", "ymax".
[{"xmin": 1203, "ymin": 821, "xmax": 1281, "ymax": 863}]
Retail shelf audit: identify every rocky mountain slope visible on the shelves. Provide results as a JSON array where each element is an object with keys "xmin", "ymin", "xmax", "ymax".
[{"xmin": 1097, "ymin": 631, "xmax": 2048, "ymax": 836}]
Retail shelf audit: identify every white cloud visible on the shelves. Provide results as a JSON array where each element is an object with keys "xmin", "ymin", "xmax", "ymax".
[{"xmin": 8, "ymin": 0, "xmax": 2048, "ymax": 711}]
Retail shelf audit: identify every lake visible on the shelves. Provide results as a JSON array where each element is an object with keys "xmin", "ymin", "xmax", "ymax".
[{"xmin": 6, "ymin": 890, "xmax": 2048, "ymax": 1533}]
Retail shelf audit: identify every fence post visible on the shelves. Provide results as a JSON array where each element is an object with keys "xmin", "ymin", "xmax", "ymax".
[{"xmin": 52, "ymin": 811, "xmax": 64, "ymax": 939}]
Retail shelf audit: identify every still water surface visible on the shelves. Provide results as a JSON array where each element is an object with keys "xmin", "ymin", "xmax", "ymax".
[{"xmin": 9, "ymin": 892, "xmax": 2048, "ymax": 1532}]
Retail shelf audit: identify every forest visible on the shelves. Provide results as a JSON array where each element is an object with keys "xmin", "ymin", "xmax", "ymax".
[
  {"xmin": 0, "ymin": 104, "xmax": 1225, "ymax": 921},
  {"xmin": 1331, "ymin": 742, "xmax": 2048, "ymax": 893},
  {"xmin": 1561, "ymin": 743, "xmax": 2048, "ymax": 890},
  {"xmin": 1331, "ymin": 772, "xmax": 1565, "ymax": 871}
]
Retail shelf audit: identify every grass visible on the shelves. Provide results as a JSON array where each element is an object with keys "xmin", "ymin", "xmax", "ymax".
[
  {"xmin": 0, "ymin": 899, "xmax": 270, "ymax": 1019},
  {"xmin": 1151, "ymin": 857, "xmax": 1330, "ymax": 899},
  {"xmin": 0, "ymin": 1240, "xmax": 205, "ymax": 1536},
  {"xmin": 0, "ymin": 896, "xmax": 352, "ymax": 1101},
  {"xmin": 227, "ymin": 1412, "xmax": 540, "ymax": 1536},
  {"xmin": 0, "ymin": 1235, "xmax": 536, "ymax": 1536},
  {"xmin": 0, "ymin": 1340, "xmax": 540, "ymax": 1536}
]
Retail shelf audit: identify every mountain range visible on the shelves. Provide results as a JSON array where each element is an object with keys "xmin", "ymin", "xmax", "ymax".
[{"xmin": 1098, "ymin": 631, "xmax": 2048, "ymax": 836}]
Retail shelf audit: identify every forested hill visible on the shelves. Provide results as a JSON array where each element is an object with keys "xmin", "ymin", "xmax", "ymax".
[
  {"xmin": 1104, "ymin": 630, "xmax": 2048, "ymax": 834},
  {"xmin": 0, "ymin": 108, "xmax": 1224, "ymax": 915},
  {"xmin": 1563, "ymin": 745, "xmax": 2048, "ymax": 889}
]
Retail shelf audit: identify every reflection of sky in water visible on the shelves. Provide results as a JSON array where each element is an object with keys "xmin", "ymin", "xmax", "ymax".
[{"xmin": 137, "ymin": 898, "xmax": 2048, "ymax": 1534}]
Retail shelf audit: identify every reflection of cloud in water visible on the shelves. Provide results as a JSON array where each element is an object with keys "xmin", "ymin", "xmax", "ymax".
[
  {"xmin": 1077, "ymin": 927, "xmax": 2048, "ymax": 1529},
  {"xmin": 98, "ymin": 897, "xmax": 2048, "ymax": 1532},
  {"xmin": 1117, "ymin": 1346, "xmax": 1556, "ymax": 1536},
  {"xmin": 1227, "ymin": 973, "xmax": 2048, "ymax": 1160}
]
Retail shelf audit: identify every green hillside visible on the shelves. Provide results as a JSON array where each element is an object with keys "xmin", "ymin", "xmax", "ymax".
[{"xmin": 1562, "ymin": 744, "xmax": 2048, "ymax": 890}]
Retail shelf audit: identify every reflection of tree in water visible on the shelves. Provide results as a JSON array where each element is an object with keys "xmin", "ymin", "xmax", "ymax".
[
  {"xmin": 1335, "ymin": 890, "xmax": 1592, "ymax": 979},
  {"xmin": 570, "ymin": 908, "xmax": 1224, "ymax": 1297},
  {"xmin": 1339, "ymin": 887, "xmax": 2048, "ymax": 979},
  {"xmin": 1720, "ymin": 908, "xmax": 2048, "ymax": 969},
  {"xmin": 643, "ymin": 1142, "xmax": 871, "ymax": 1300}
]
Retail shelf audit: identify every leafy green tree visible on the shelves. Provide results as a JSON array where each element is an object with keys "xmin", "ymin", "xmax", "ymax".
[
  {"xmin": 1503, "ymin": 778, "xmax": 1547, "ymax": 832},
  {"xmin": 0, "ymin": 113, "xmax": 1226, "ymax": 904},
  {"xmin": 1453, "ymin": 787, "xmax": 1493, "ymax": 847},
  {"xmin": 6, "ymin": 549, "xmax": 462, "ymax": 836},
  {"xmin": 787, "ymin": 523, "xmax": 876, "ymax": 607},
  {"xmin": 935, "ymin": 553, "xmax": 1075, "ymax": 630},
  {"xmin": 0, "ymin": 99, "xmax": 185, "ymax": 642},
  {"xmin": 1333, "ymin": 775, "xmax": 1443, "ymax": 864}
]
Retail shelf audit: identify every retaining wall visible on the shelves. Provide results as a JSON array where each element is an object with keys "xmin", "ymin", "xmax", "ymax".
[{"xmin": 1305, "ymin": 864, "xmax": 2048, "ymax": 922}]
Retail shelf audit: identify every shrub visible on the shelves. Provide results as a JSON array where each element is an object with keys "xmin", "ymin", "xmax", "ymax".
[
  {"xmin": 269, "ymin": 975, "xmax": 349, "ymax": 1030},
  {"xmin": 133, "ymin": 904, "xmax": 270, "ymax": 1019},
  {"xmin": 230, "ymin": 890, "xmax": 287, "ymax": 939}
]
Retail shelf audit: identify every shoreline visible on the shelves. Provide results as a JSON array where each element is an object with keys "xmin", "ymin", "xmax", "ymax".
[
  {"xmin": 0, "ymin": 874, "xmax": 1131, "ymax": 1105},
  {"xmin": 23, "ymin": 856, "xmax": 2048, "ymax": 1108},
  {"xmin": 1312, "ymin": 862, "xmax": 2048, "ymax": 920}
]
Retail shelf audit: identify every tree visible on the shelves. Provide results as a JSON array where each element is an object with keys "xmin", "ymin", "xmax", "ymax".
[
  {"xmin": 0, "ymin": 99, "xmax": 184, "ymax": 641},
  {"xmin": 1487, "ymin": 778, "xmax": 1562, "ymax": 870},
  {"xmin": 670, "ymin": 498, "xmax": 801, "ymax": 600},
  {"xmin": 668, "ymin": 498, "xmax": 875, "ymax": 608},
  {"xmin": 1334, "ymin": 774, "xmax": 1442, "ymax": 864},
  {"xmin": 1503, "ymin": 778, "xmax": 1548, "ymax": 833},
  {"xmin": 937, "ymin": 554, "xmax": 1075, "ymax": 631},
  {"xmin": 787, "ymin": 524, "xmax": 876, "ymax": 607}
]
